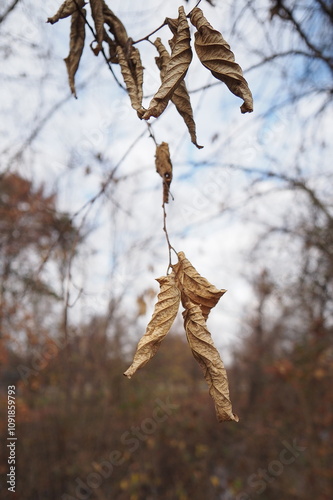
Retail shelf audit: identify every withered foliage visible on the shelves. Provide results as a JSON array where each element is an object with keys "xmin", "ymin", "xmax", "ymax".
[
  {"xmin": 90, "ymin": 0, "xmax": 104, "ymax": 54},
  {"xmin": 124, "ymin": 272, "xmax": 180, "ymax": 379},
  {"xmin": 154, "ymin": 38, "xmax": 203, "ymax": 149},
  {"xmin": 48, "ymin": 1, "xmax": 253, "ymax": 142},
  {"xmin": 47, "ymin": 0, "xmax": 83, "ymax": 24},
  {"xmin": 64, "ymin": 4, "xmax": 86, "ymax": 98},
  {"xmin": 117, "ymin": 44, "xmax": 145, "ymax": 117},
  {"xmin": 143, "ymin": 6, "xmax": 192, "ymax": 120},
  {"xmin": 155, "ymin": 142, "xmax": 173, "ymax": 204},
  {"xmin": 189, "ymin": 7, "xmax": 253, "ymax": 114},
  {"xmin": 124, "ymin": 251, "xmax": 238, "ymax": 423},
  {"xmin": 182, "ymin": 299, "xmax": 238, "ymax": 422},
  {"xmin": 49, "ymin": 2, "xmax": 251, "ymax": 422},
  {"xmin": 173, "ymin": 251, "xmax": 226, "ymax": 321}
]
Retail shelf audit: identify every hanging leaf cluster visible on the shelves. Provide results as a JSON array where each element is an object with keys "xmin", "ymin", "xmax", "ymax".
[
  {"xmin": 124, "ymin": 251, "xmax": 238, "ymax": 423},
  {"xmin": 48, "ymin": 2, "xmax": 253, "ymax": 146},
  {"xmin": 48, "ymin": 1, "xmax": 250, "ymax": 423}
]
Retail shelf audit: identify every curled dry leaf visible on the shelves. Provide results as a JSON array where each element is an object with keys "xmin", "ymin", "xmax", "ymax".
[
  {"xmin": 102, "ymin": 28, "xmax": 118, "ymax": 63},
  {"xmin": 124, "ymin": 272, "xmax": 180, "ymax": 379},
  {"xmin": 116, "ymin": 45, "xmax": 145, "ymax": 117},
  {"xmin": 155, "ymin": 142, "xmax": 173, "ymax": 204},
  {"xmin": 47, "ymin": 0, "xmax": 84, "ymax": 24},
  {"xmin": 64, "ymin": 6, "xmax": 86, "ymax": 98},
  {"xmin": 102, "ymin": 0, "xmax": 128, "ymax": 48},
  {"xmin": 190, "ymin": 7, "xmax": 253, "ymax": 114},
  {"xmin": 154, "ymin": 38, "xmax": 203, "ymax": 149},
  {"xmin": 130, "ymin": 46, "xmax": 144, "ymax": 107},
  {"xmin": 103, "ymin": 2, "xmax": 144, "ymax": 112},
  {"xmin": 183, "ymin": 299, "xmax": 239, "ymax": 422},
  {"xmin": 90, "ymin": 0, "xmax": 104, "ymax": 55},
  {"xmin": 173, "ymin": 251, "xmax": 226, "ymax": 321},
  {"xmin": 143, "ymin": 6, "xmax": 192, "ymax": 120}
]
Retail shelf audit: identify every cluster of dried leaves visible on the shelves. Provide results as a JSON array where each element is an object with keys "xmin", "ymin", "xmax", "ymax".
[
  {"xmin": 48, "ymin": 1, "xmax": 253, "ymax": 147},
  {"xmin": 124, "ymin": 251, "xmax": 239, "ymax": 423},
  {"xmin": 48, "ymin": 1, "xmax": 247, "ymax": 422}
]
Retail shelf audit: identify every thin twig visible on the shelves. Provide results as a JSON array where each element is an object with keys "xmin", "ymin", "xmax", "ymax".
[
  {"xmin": 72, "ymin": 127, "xmax": 148, "ymax": 219},
  {"xmin": 132, "ymin": 20, "xmax": 167, "ymax": 44},
  {"xmin": 187, "ymin": 0, "xmax": 203, "ymax": 17},
  {"xmin": 162, "ymin": 202, "xmax": 177, "ymax": 273},
  {"xmin": 147, "ymin": 122, "xmax": 158, "ymax": 145},
  {"xmin": 0, "ymin": 0, "xmax": 20, "ymax": 24}
]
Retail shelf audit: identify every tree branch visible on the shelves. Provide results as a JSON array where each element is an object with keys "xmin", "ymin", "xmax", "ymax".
[{"xmin": 0, "ymin": 0, "xmax": 21, "ymax": 25}]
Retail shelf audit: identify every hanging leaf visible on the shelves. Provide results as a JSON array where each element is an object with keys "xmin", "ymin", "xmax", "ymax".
[
  {"xmin": 130, "ymin": 46, "xmax": 144, "ymax": 107},
  {"xmin": 102, "ymin": 28, "xmax": 118, "ymax": 63},
  {"xmin": 102, "ymin": 0, "xmax": 128, "ymax": 48},
  {"xmin": 183, "ymin": 299, "xmax": 238, "ymax": 422},
  {"xmin": 190, "ymin": 7, "xmax": 253, "ymax": 114},
  {"xmin": 143, "ymin": 6, "xmax": 192, "ymax": 120},
  {"xmin": 173, "ymin": 251, "xmax": 226, "ymax": 321},
  {"xmin": 47, "ymin": 0, "xmax": 84, "ymax": 24},
  {"xmin": 124, "ymin": 272, "xmax": 180, "ymax": 379},
  {"xmin": 154, "ymin": 38, "xmax": 203, "ymax": 149},
  {"xmin": 90, "ymin": 0, "xmax": 104, "ymax": 55},
  {"xmin": 103, "ymin": 2, "xmax": 144, "ymax": 115},
  {"xmin": 64, "ymin": 6, "xmax": 86, "ymax": 98},
  {"xmin": 116, "ymin": 45, "xmax": 145, "ymax": 117},
  {"xmin": 155, "ymin": 142, "xmax": 173, "ymax": 204}
]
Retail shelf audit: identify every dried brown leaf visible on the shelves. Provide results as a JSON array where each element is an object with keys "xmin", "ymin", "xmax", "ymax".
[
  {"xmin": 143, "ymin": 6, "xmax": 192, "ymax": 120},
  {"xmin": 102, "ymin": 0, "xmax": 128, "ymax": 48},
  {"xmin": 155, "ymin": 142, "xmax": 173, "ymax": 204},
  {"xmin": 102, "ymin": 28, "xmax": 118, "ymax": 63},
  {"xmin": 116, "ymin": 45, "xmax": 145, "ymax": 117},
  {"xmin": 154, "ymin": 38, "xmax": 203, "ymax": 149},
  {"xmin": 47, "ymin": 0, "xmax": 85, "ymax": 24},
  {"xmin": 90, "ymin": 0, "xmax": 104, "ymax": 55},
  {"xmin": 64, "ymin": 7, "xmax": 86, "ymax": 98},
  {"xmin": 172, "ymin": 251, "xmax": 226, "ymax": 321},
  {"xmin": 124, "ymin": 272, "xmax": 180, "ymax": 378},
  {"xmin": 130, "ymin": 46, "xmax": 144, "ymax": 106},
  {"xmin": 190, "ymin": 7, "xmax": 253, "ymax": 114},
  {"xmin": 183, "ymin": 299, "xmax": 238, "ymax": 422}
]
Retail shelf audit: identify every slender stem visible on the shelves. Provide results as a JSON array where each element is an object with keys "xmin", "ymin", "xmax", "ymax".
[
  {"xmin": 147, "ymin": 122, "xmax": 158, "ymax": 145},
  {"xmin": 133, "ymin": 0, "xmax": 203, "ymax": 43},
  {"xmin": 72, "ymin": 127, "xmax": 147, "ymax": 219},
  {"xmin": 132, "ymin": 21, "xmax": 167, "ymax": 44},
  {"xmin": 187, "ymin": 0, "xmax": 203, "ymax": 17},
  {"xmin": 162, "ymin": 202, "xmax": 177, "ymax": 273},
  {"xmin": 0, "ymin": 0, "xmax": 20, "ymax": 24}
]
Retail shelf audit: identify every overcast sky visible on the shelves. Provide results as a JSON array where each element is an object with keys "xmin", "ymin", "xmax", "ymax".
[{"xmin": 1, "ymin": 0, "xmax": 332, "ymax": 360}]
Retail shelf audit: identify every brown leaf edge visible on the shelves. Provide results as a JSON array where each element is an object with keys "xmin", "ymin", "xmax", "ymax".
[
  {"xmin": 183, "ymin": 298, "xmax": 239, "ymax": 422},
  {"xmin": 143, "ymin": 6, "xmax": 192, "ymax": 120},
  {"xmin": 172, "ymin": 251, "xmax": 226, "ymax": 321},
  {"xmin": 64, "ymin": 6, "xmax": 86, "ymax": 98},
  {"xmin": 190, "ymin": 7, "xmax": 253, "ymax": 114},
  {"xmin": 124, "ymin": 272, "xmax": 180, "ymax": 379},
  {"xmin": 116, "ymin": 44, "xmax": 145, "ymax": 118},
  {"xmin": 90, "ymin": 0, "xmax": 104, "ymax": 55},
  {"xmin": 154, "ymin": 38, "xmax": 203, "ymax": 149},
  {"xmin": 155, "ymin": 142, "xmax": 173, "ymax": 204},
  {"xmin": 47, "ymin": 0, "xmax": 85, "ymax": 24}
]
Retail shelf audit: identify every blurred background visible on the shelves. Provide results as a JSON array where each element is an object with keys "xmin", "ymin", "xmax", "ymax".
[{"xmin": 0, "ymin": 0, "xmax": 332, "ymax": 499}]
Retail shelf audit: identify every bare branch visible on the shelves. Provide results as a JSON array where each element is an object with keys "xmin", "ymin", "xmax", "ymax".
[{"xmin": 0, "ymin": 0, "xmax": 21, "ymax": 25}]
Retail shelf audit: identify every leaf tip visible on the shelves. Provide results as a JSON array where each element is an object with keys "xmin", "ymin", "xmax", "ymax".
[
  {"xmin": 123, "ymin": 369, "xmax": 132, "ymax": 379},
  {"xmin": 240, "ymin": 102, "xmax": 253, "ymax": 114}
]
